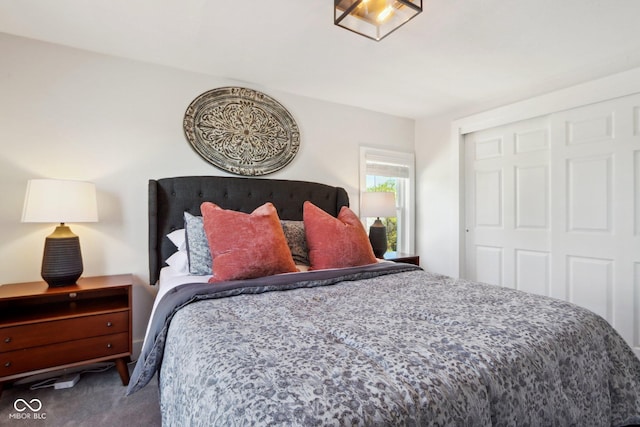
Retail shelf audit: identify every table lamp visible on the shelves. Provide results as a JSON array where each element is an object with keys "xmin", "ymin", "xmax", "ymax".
[
  {"xmin": 360, "ymin": 191, "xmax": 396, "ymax": 258},
  {"xmin": 22, "ymin": 179, "xmax": 98, "ymax": 287}
]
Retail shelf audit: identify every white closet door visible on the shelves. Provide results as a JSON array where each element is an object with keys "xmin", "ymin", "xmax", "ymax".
[
  {"xmin": 465, "ymin": 117, "xmax": 551, "ymax": 294},
  {"xmin": 464, "ymin": 93, "xmax": 640, "ymax": 357},
  {"xmin": 549, "ymin": 95, "xmax": 640, "ymax": 352}
]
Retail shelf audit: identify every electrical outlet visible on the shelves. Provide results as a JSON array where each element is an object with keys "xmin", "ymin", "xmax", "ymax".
[{"xmin": 54, "ymin": 373, "xmax": 80, "ymax": 389}]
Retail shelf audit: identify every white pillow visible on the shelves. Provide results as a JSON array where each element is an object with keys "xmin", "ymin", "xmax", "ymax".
[
  {"xmin": 167, "ymin": 229, "xmax": 186, "ymax": 252},
  {"xmin": 165, "ymin": 250, "xmax": 189, "ymax": 275}
]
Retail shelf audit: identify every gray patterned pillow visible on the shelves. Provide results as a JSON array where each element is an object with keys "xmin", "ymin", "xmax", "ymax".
[
  {"xmin": 280, "ymin": 220, "xmax": 309, "ymax": 266},
  {"xmin": 184, "ymin": 212, "xmax": 213, "ymax": 275}
]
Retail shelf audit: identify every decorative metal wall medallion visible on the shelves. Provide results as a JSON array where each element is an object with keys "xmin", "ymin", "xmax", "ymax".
[{"xmin": 183, "ymin": 87, "xmax": 300, "ymax": 176}]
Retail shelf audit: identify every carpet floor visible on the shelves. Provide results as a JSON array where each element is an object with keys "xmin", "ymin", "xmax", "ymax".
[{"xmin": 0, "ymin": 363, "xmax": 161, "ymax": 426}]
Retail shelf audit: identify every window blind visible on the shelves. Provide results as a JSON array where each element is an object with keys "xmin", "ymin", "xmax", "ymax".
[{"xmin": 365, "ymin": 160, "xmax": 410, "ymax": 179}]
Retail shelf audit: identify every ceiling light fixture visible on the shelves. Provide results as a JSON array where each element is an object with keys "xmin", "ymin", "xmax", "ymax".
[{"xmin": 334, "ymin": 0, "xmax": 422, "ymax": 41}]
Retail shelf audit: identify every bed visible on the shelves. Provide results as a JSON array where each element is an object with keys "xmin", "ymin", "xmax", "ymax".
[{"xmin": 128, "ymin": 175, "xmax": 640, "ymax": 426}]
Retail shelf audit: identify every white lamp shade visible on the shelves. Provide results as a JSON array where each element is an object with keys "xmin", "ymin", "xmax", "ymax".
[
  {"xmin": 360, "ymin": 191, "xmax": 396, "ymax": 218},
  {"xmin": 22, "ymin": 179, "xmax": 98, "ymax": 223}
]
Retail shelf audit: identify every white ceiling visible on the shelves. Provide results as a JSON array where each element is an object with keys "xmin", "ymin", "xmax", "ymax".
[{"xmin": 2, "ymin": 0, "xmax": 640, "ymax": 119}]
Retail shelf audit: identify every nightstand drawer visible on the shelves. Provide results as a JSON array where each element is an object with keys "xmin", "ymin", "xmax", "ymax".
[
  {"xmin": 0, "ymin": 311, "xmax": 128, "ymax": 353},
  {"xmin": 1, "ymin": 332, "xmax": 129, "ymax": 377}
]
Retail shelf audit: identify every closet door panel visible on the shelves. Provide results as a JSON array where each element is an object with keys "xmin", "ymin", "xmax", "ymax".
[
  {"xmin": 465, "ymin": 93, "xmax": 640, "ymax": 356},
  {"xmin": 465, "ymin": 118, "xmax": 550, "ymax": 292}
]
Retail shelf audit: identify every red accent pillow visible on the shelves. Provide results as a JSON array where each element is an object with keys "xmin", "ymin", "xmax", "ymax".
[
  {"xmin": 303, "ymin": 201, "xmax": 377, "ymax": 270},
  {"xmin": 201, "ymin": 202, "xmax": 297, "ymax": 283}
]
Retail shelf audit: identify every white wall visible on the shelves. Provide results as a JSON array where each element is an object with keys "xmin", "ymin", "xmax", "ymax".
[
  {"xmin": 414, "ymin": 114, "xmax": 460, "ymax": 277},
  {"xmin": 415, "ymin": 67, "xmax": 640, "ymax": 280},
  {"xmin": 0, "ymin": 33, "xmax": 415, "ymax": 354}
]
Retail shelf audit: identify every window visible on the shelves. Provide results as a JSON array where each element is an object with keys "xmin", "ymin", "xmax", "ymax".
[{"xmin": 359, "ymin": 147, "xmax": 415, "ymax": 253}]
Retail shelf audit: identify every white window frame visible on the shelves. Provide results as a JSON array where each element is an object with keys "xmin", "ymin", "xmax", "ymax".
[{"xmin": 359, "ymin": 146, "xmax": 415, "ymax": 254}]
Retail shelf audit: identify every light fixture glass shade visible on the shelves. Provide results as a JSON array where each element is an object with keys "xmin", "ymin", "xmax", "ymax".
[
  {"xmin": 22, "ymin": 179, "xmax": 98, "ymax": 223},
  {"xmin": 22, "ymin": 179, "xmax": 98, "ymax": 287},
  {"xmin": 335, "ymin": 0, "xmax": 422, "ymax": 41},
  {"xmin": 360, "ymin": 191, "xmax": 396, "ymax": 218}
]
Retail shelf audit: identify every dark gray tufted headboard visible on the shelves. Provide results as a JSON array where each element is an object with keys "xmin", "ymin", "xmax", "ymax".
[{"xmin": 148, "ymin": 175, "xmax": 350, "ymax": 284}]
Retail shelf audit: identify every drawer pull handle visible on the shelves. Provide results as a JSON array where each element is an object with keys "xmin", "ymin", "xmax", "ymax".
[
  {"xmin": 4, "ymin": 361, "xmax": 11, "ymax": 368},
  {"xmin": 4, "ymin": 337, "xmax": 10, "ymax": 343},
  {"xmin": 107, "ymin": 343, "xmax": 112, "ymax": 349},
  {"xmin": 106, "ymin": 322, "xmax": 113, "ymax": 327}
]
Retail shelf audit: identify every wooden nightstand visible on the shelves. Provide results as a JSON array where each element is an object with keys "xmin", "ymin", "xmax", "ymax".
[
  {"xmin": 383, "ymin": 252, "xmax": 420, "ymax": 266},
  {"xmin": 0, "ymin": 274, "xmax": 132, "ymax": 397}
]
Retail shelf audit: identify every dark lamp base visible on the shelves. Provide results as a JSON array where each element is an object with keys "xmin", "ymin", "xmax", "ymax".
[
  {"xmin": 41, "ymin": 226, "xmax": 84, "ymax": 287},
  {"xmin": 368, "ymin": 219, "xmax": 388, "ymax": 258}
]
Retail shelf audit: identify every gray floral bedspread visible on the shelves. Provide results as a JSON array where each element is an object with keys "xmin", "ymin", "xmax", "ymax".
[{"xmin": 134, "ymin": 265, "xmax": 640, "ymax": 426}]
